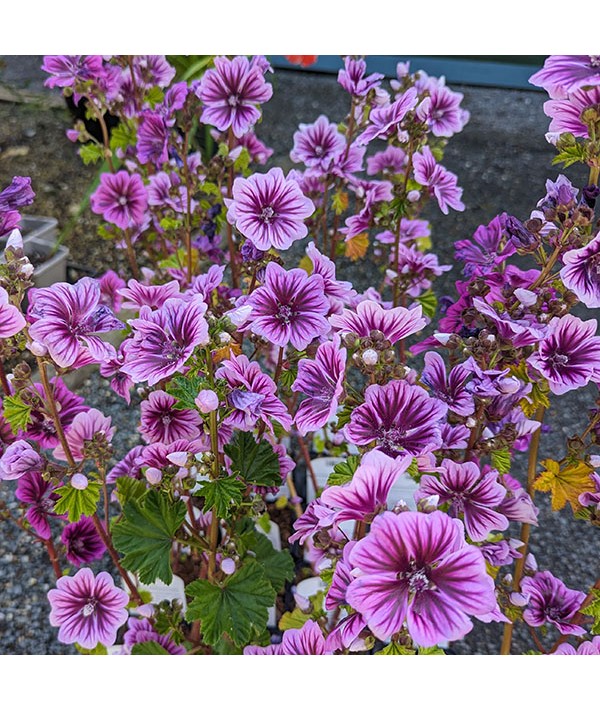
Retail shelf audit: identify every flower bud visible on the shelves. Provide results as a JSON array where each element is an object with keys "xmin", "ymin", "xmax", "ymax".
[
  {"xmin": 514, "ymin": 288, "xmax": 537, "ymax": 307},
  {"xmin": 195, "ymin": 389, "xmax": 219, "ymax": 413},
  {"xmin": 505, "ymin": 215, "xmax": 539, "ymax": 251},
  {"xmin": 0, "ymin": 441, "xmax": 42, "ymax": 480},
  {"xmin": 71, "ymin": 473, "xmax": 89, "ymax": 490},
  {"xmin": 220, "ymin": 557, "xmax": 236, "ymax": 575},
  {"xmin": 407, "ymin": 190, "xmax": 420, "ymax": 203},
  {"xmin": 145, "ymin": 467, "xmax": 163, "ymax": 485},
  {"xmin": 27, "ymin": 340, "xmax": 48, "ymax": 357},
  {"xmin": 361, "ymin": 348, "xmax": 379, "ymax": 366}
]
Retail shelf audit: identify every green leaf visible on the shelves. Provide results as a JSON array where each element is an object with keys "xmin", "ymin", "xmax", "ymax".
[
  {"xmin": 79, "ymin": 143, "xmax": 106, "ymax": 165},
  {"xmin": 109, "ymin": 122, "xmax": 136, "ymax": 152},
  {"xmin": 145, "ymin": 86, "xmax": 165, "ymax": 108},
  {"xmin": 131, "ymin": 641, "xmax": 170, "ymax": 655},
  {"xmin": 376, "ymin": 642, "xmax": 415, "ymax": 655},
  {"xmin": 75, "ymin": 642, "xmax": 108, "ymax": 655},
  {"xmin": 581, "ymin": 588, "xmax": 600, "ymax": 635},
  {"xmin": 197, "ymin": 475, "xmax": 245, "ymax": 519},
  {"xmin": 327, "ymin": 455, "xmax": 361, "ymax": 486},
  {"xmin": 185, "ymin": 560, "xmax": 275, "ymax": 647},
  {"xmin": 233, "ymin": 146, "xmax": 250, "ymax": 173},
  {"xmin": 491, "ymin": 449, "xmax": 512, "ymax": 475},
  {"xmin": 417, "ymin": 646, "xmax": 446, "ymax": 655},
  {"xmin": 224, "ymin": 431, "xmax": 282, "ymax": 487},
  {"xmin": 53, "ymin": 481, "xmax": 102, "ymax": 523},
  {"xmin": 278, "ymin": 606, "xmax": 311, "ymax": 631},
  {"xmin": 251, "ymin": 531, "xmax": 295, "ymax": 593},
  {"xmin": 167, "ymin": 373, "xmax": 206, "ymax": 410},
  {"xmin": 112, "ymin": 490, "xmax": 186, "ymax": 585},
  {"xmin": 552, "ymin": 137, "xmax": 587, "ymax": 168},
  {"xmin": 415, "ymin": 289, "xmax": 437, "ymax": 320},
  {"xmin": 2, "ymin": 393, "xmax": 32, "ymax": 435},
  {"xmin": 159, "ymin": 216, "xmax": 183, "ymax": 232},
  {"xmin": 114, "ymin": 476, "xmax": 147, "ymax": 507}
]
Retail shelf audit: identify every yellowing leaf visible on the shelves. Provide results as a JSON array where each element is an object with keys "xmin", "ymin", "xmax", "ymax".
[
  {"xmin": 213, "ymin": 343, "xmax": 242, "ymax": 363},
  {"xmin": 332, "ymin": 189, "xmax": 349, "ymax": 215},
  {"xmin": 345, "ymin": 232, "xmax": 369, "ymax": 261},
  {"xmin": 534, "ymin": 458, "xmax": 595, "ymax": 512},
  {"xmin": 298, "ymin": 255, "xmax": 313, "ymax": 274}
]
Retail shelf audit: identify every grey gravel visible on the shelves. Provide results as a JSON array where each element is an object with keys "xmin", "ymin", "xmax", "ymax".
[{"xmin": 1, "ymin": 57, "xmax": 599, "ymax": 655}]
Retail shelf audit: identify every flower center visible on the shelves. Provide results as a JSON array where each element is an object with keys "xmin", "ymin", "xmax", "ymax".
[
  {"xmin": 228, "ymin": 94, "xmax": 240, "ymax": 107},
  {"xmin": 260, "ymin": 206, "xmax": 276, "ymax": 224},
  {"xmin": 545, "ymin": 605, "xmax": 562, "ymax": 620},
  {"xmin": 161, "ymin": 414, "xmax": 172, "ymax": 425},
  {"xmin": 118, "ymin": 196, "xmax": 128, "ymax": 206},
  {"xmin": 82, "ymin": 599, "xmax": 97, "ymax": 617},
  {"xmin": 276, "ymin": 304, "xmax": 296, "ymax": 325},
  {"xmin": 163, "ymin": 341, "xmax": 185, "ymax": 362},
  {"xmin": 548, "ymin": 352, "xmax": 569, "ymax": 368},
  {"xmin": 589, "ymin": 56, "xmax": 600, "ymax": 68},
  {"xmin": 314, "ymin": 145, "xmax": 324, "ymax": 156},
  {"xmin": 399, "ymin": 560, "xmax": 435, "ymax": 594},
  {"xmin": 377, "ymin": 426, "xmax": 405, "ymax": 455}
]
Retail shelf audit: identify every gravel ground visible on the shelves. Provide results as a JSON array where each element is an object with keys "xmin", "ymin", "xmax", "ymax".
[{"xmin": 0, "ymin": 56, "xmax": 599, "ymax": 655}]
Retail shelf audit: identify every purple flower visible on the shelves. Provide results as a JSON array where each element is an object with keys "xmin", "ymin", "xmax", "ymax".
[
  {"xmin": 290, "ymin": 115, "xmax": 346, "ymax": 172},
  {"xmin": 544, "ymin": 87, "xmax": 600, "ymax": 137},
  {"xmin": 106, "ymin": 445, "xmax": 145, "ymax": 485},
  {"xmin": 388, "ymin": 244, "xmax": 452, "ymax": 298},
  {"xmin": 305, "ymin": 242, "xmax": 356, "ymax": 313},
  {"xmin": 338, "ymin": 56, "xmax": 384, "ymax": 97},
  {"xmin": 118, "ymin": 279, "xmax": 180, "ymax": 311},
  {"xmin": 90, "ymin": 171, "xmax": 148, "ymax": 230},
  {"xmin": 216, "ymin": 353, "xmax": 292, "ymax": 433},
  {"xmin": 321, "ymin": 450, "xmax": 413, "ymax": 523},
  {"xmin": 497, "ymin": 473, "xmax": 539, "ymax": 525},
  {"xmin": 528, "ymin": 314, "xmax": 600, "ymax": 395},
  {"xmin": 196, "ymin": 55, "xmax": 273, "ymax": 138},
  {"xmin": 121, "ymin": 295, "xmax": 209, "ymax": 386},
  {"xmin": 345, "ymin": 379, "xmax": 447, "ymax": 457},
  {"xmin": 236, "ymin": 131, "xmax": 274, "ymax": 165},
  {"xmin": 413, "ymin": 146, "xmax": 464, "ymax": 214},
  {"xmin": 0, "ymin": 176, "xmax": 35, "ymax": 210},
  {"xmin": 366, "ymin": 145, "xmax": 407, "ymax": 176},
  {"xmin": 243, "ymin": 262, "xmax": 330, "ymax": 351},
  {"xmin": 188, "ymin": 265, "xmax": 225, "ymax": 304},
  {"xmin": 41, "ymin": 55, "xmax": 105, "ymax": 89},
  {"xmin": 519, "ymin": 571, "xmax": 587, "ymax": 635},
  {"xmin": 417, "ymin": 460, "xmax": 509, "ymax": 542},
  {"xmin": 579, "ymin": 472, "xmax": 600, "ymax": 510},
  {"xmin": 48, "ymin": 568, "xmax": 129, "ymax": 649},
  {"xmin": 15, "ymin": 471, "xmax": 62, "ymax": 539},
  {"xmin": 416, "ymin": 80, "xmax": 469, "ymax": 137},
  {"xmin": 553, "ymin": 637, "xmax": 600, "ymax": 655},
  {"xmin": 139, "ymin": 390, "xmax": 202, "ymax": 444},
  {"xmin": 529, "ymin": 55, "xmax": 600, "ymax": 98},
  {"xmin": 420, "ymin": 351, "xmax": 475, "ymax": 416},
  {"xmin": 346, "ymin": 511, "xmax": 496, "ymax": 647},
  {"xmin": 61, "ymin": 516, "xmax": 106, "ymax": 566},
  {"xmin": 136, "ymin": 111, "xmax": 169, "ymax": 166},
  {"xmin": 560, "ymin": 232, "xmax": 600, "ymax": 308},
  {"xmin": 454, "ymin": 215, "xmax": 514, "ymax": 276},
  {"xmin": 24, "ymin": 377, "xmax": 88, "ymax": 449},
  {"xmin": 132, "ymin": 55, "xmax": 176, "ymax": 88},
  {"xmin": 291, "ymin": 335, "xmax": 346, "ymax": 436},
  {"xmin": 28, "ymin": 278, "xmax": 124, "ymax": 368},
  {"xmin": 0, "ymin": 286, "xmax": 26, "ymax": 338},
  {"xmin": 225, "ymin": 168, "xmax": 315, "ymax": 251},
  {"xmin": 288, "ymin": 498, "xmax": 337, "ymax": 545},
  {"xmin": 329, "ymin": 300, "xmax": 426, "ymax": 345},
  {"xmin": 244, "ymin": 619, "xmax": 329, "ymax": 655},
  {"xmin": 356, "ymin": 89, "xmax": 418, "ymax": 145},
  {"xmin": 98, "ymin": 270, "xmax": 126, "ymax": 313},
  {"xmin": 123, "ymin": 616, "xmax": 186, "ymax": 655},
  {"xmin": 0, "ymin": 211, "xmax": 21, "ymax": 237},
  {"xmin": 195, "ymin": 389, "xmax": 219, "ymax": 413},
  {"xmin": 0, "ymin": 440, "xmax": 42, "ymax": 481},
  {"xmin": 54, "ymin": 408, "xmax": 115, "ymax": 463}
]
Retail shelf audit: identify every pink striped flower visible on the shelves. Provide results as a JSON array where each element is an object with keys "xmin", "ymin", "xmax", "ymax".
[
  {"xmin": 329, "ymin": 300, "xmax": 425, "ymax": 345},
  {"xmin": 48, "ymin": 568, "xmax": 129, "ymax": 649},
  {"xmin": 291, "ymin": 336, "xmax": 346, "ymax": 436},
  {"xmin": 346, "ymin": 511, "xmax": 496, "ymax": 647},
  {"xmin": 139, "ymin": 390, "xmax": 202, "ymax": 444}
]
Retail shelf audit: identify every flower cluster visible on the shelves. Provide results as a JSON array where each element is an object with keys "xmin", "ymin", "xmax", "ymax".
[{"xmin": 0, "ymin": 54, "xmax": 598, "ymax": 658}]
